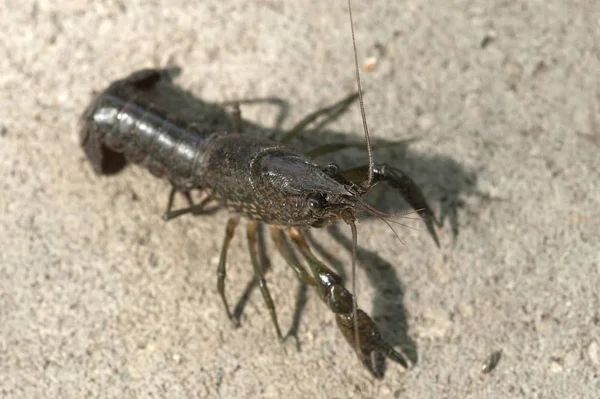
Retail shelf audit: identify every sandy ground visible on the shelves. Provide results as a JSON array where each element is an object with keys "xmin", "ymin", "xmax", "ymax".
[{"xmin": 1, "ymin": 1, "xmax": 600, "ymax": 398}]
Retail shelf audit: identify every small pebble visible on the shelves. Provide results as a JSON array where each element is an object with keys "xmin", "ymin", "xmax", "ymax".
[{"xmin": 363, "ymin": 56, "xmax": 377, "ymax": 72}]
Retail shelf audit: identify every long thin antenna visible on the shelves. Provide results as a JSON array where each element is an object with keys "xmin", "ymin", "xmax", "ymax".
[
  {"xmin": 349, "ymin": 221, "xmax": 360, "ymax": 357},
  {"xmin": 347, "ymin": 0, "xmax": 374, "ymax": 186}
]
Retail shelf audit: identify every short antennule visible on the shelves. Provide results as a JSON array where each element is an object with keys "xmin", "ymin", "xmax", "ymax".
[{"xmin": 347, "ymin": 0, "xmax": 374, "ymax": 187}]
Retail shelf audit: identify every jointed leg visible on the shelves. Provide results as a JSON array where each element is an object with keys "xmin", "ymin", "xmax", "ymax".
[
  {"xmin": 217, "ymin": 216, "xmax": 240, "ymax": 326},
  {"xmin": 270, "ymin": 227, "xmax": 315, "ymax": 286},
  {"xmin": 275, "ymin": 92, "xmax": 360, "ymax": 143},
  {"xmin": 221, "ymin": 97, "xmax": 289, "ymax": 134},
  {"xmin": 162, "ymin": 193, "xmax": 213, "ymax": 221},
  {"xmin": 247, "ymin": 221, "xmax": 284, "ymax": 342},
  {"xmin": 270, "ymin": 226, "xmax": 315, "ymax": 344},
  {"xmin": 163, "ymin": 187, "xmax": 194, "ymax": 218}
]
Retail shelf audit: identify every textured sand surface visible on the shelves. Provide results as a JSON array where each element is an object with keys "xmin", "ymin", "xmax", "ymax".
[{"xmin": 1, "ymin": 1, "xmax": 599, "ymax": 398}]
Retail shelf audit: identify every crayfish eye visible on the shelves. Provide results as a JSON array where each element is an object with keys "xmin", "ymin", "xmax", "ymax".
[
  {"xmin": 307, "ymin": 193, "xmax": 325, "ymax": 211},
  {"xmin": 325, "ymin": 163, "xmax": 339, "ymax": 176}
]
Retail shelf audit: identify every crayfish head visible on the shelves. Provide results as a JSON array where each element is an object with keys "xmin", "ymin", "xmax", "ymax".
[{"xmin": 257, "ymin": 153, "xmax": 362, "ymax": 227}]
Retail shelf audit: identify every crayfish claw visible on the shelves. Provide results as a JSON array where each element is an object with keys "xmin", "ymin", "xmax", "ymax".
[
  {"xmin": 336, "ymin": 309, "xmax": 411, "ymax": 377},
  {"xmin": 375, "ymin": 164, "xmax": 440, "ymax": 247}
]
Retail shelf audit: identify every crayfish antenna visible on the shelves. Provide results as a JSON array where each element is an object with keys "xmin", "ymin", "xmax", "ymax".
[
  {"xmin": 347, "ymin": 0, "xmax": 390, "ymax": 374},
  {"xmin": 346, "ymin": 0, "xmax": 373, "ymax": 372},
  {"xmin": 347, "ymin": 0, "xmax": 374, "ymax": 186}
]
